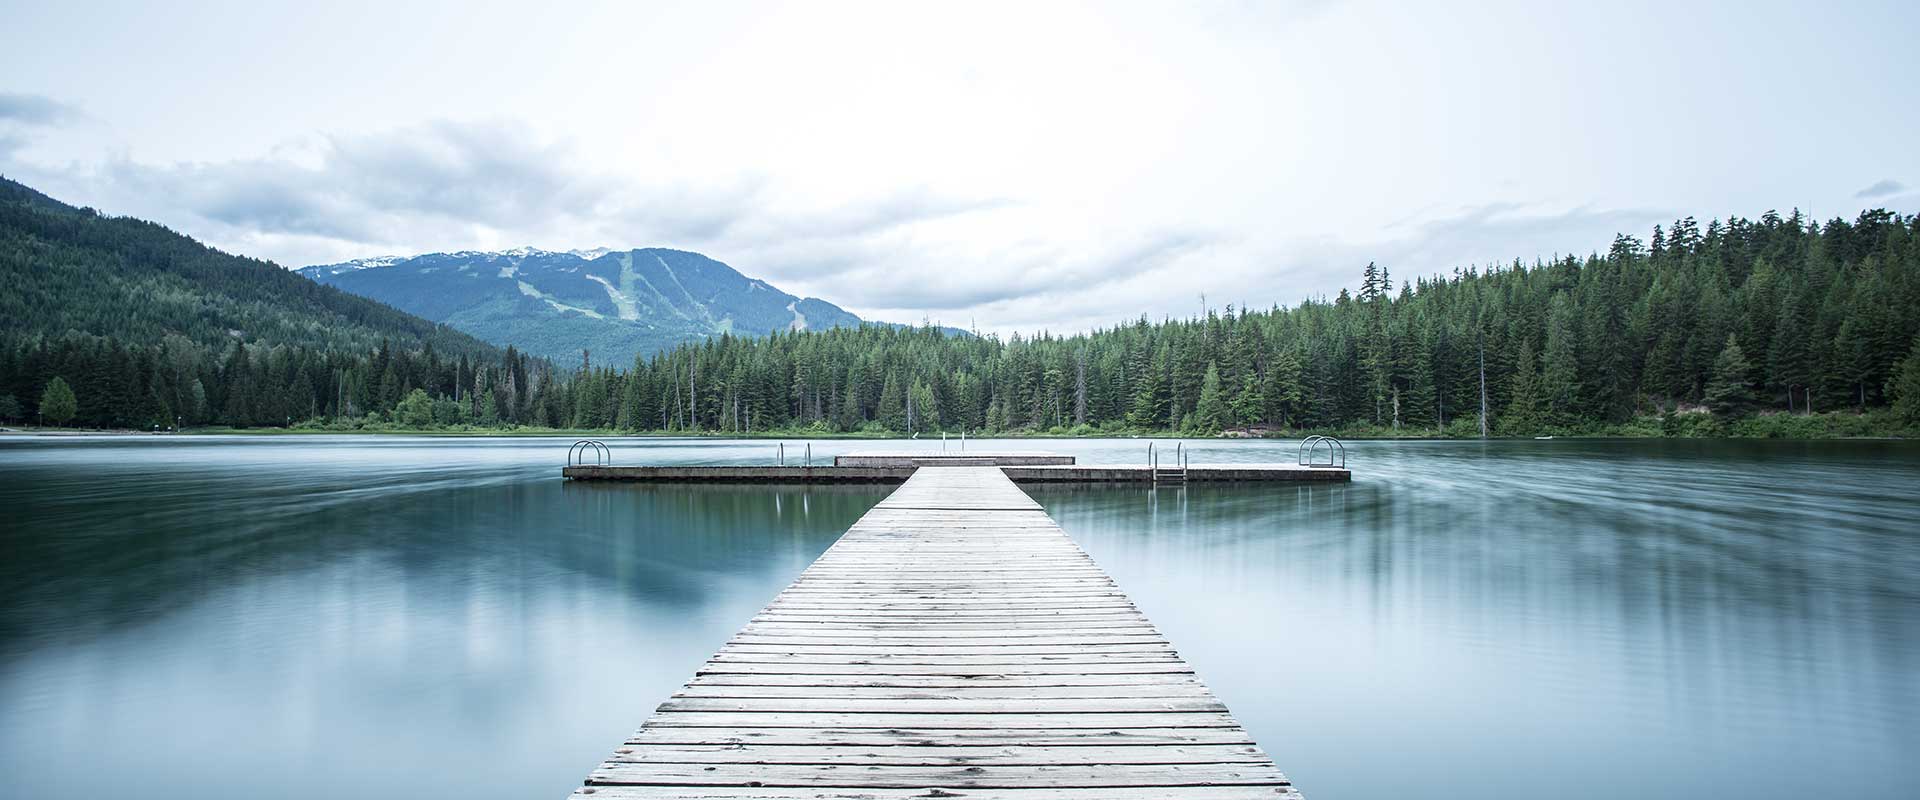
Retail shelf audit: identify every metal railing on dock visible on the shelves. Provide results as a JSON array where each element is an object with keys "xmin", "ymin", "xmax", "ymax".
[
  {"xmin": 1298, "ymin": 435, "xmax": 1346, "ymax": 468},
  {"xmin": 1148, "ymin": 442, "xmax": 1189, "ymax": 483},
  {"xmin": 567, "ymin": 439, "xmax": 610, "ymax": 466}
]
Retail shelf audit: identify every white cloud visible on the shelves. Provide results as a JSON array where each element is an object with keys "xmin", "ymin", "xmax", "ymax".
[{"xmin": 5, "ymin": 0, "xmax": 1917, "ymax": 334}]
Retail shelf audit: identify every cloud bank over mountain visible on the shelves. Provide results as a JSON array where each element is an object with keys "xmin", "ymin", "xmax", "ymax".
[{"xmin": 5, "ymin": 1, "xmax": 1917, "ymax": 335}]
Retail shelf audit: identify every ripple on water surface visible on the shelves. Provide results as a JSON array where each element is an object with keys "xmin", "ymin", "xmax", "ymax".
[{"xmin": 0, "ymin": 435, "xmax": 1916, "ymax": 800}]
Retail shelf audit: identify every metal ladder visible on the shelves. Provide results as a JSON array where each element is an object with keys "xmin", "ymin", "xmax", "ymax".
[
  {"xmin": 568, "ymin": 439, "xmax": 610, "ymax": 466},
  {"xmin": 1298, "ymin": 435, "xmax": 1346, "ymax": 468},
  {"xmin": 1148, "ymin": 442, "xmax": 1189, "ymax": 484}
]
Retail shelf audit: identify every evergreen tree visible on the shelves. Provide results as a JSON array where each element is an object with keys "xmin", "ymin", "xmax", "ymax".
[
  {"xmin": 1704, "ymin": 335, "xmax": 1757, "ymax": 417},
  {"xmin": 1888, "ymin": 335, "xmax": 1920, "ymax": 425},
  {"xmin": 1126, "ymin": 346, "xmax": 1168, "ymax": 428},
  {"xmin": 1193, "ymin": 362, "xmax": 1228, "ymax": 433},
  {"xmin": 836, "ymin": 384, "xmax": 862, "ymax": 430},
  {"xmin": 1540, "ymin": 295, "xmax": 1581, "ymax": 426},
  {"xmin": 876, "ymin": 373, "xmax": 906, "ymax": 431},
  {"xmin": 1264, "ymin": 346, "xmax": 1304, "ymax": 427},
  {"xmin": 221, "ymin": 344, "xmax": 254, "ymax": 427},
  {"xmin": 1769, "ymin": 286, "xmax": 1817, "ymax": 412},
  {"xmin": 909, "ymin": 380, "xmax": 939, "ymax": 432},
  {"xmin": 1230, "ymin": 372, "xmax": 1263, "ymax": 427},
  {"xmin": 1502, "ymin": 339, "xmax": 1543, "ymax": 435}
]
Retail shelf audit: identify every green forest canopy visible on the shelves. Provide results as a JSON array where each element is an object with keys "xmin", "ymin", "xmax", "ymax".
[
  {"xmin": 558, "ymin": 209, "xmax": 1920, "ymax": 436},
  {"xmin": 5, "ymin": 200, "xmax": 1920, "ymax": 435}
]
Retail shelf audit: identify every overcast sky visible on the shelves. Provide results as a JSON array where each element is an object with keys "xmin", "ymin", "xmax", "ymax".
[{"xmin": 3, "ymin": 0, "xmax": 1916, "ymax": 334}]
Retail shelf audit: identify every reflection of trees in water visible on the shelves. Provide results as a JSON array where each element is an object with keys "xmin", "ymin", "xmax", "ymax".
[
  {"xmin": 1030, "ymin": 469, "xmax": 1920, "ymax": 730},
  {"xmin": 0, "ymin": 475, "xmax": 887, "ymax": 661}
]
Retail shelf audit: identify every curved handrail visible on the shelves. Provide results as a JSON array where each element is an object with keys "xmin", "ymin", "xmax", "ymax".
[
  {"xmin": 1297, "ymin": 435, "xmax": 1325, "ymax": 465},
  {"xmin": 568, "ymin": 439, "xmax": 610, "ymax": 467},
  {"xmin": 1298, "ymin": 435, "xmax": 1345, "ymax": 468}
]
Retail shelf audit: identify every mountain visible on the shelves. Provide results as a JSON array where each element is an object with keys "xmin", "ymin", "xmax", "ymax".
[
  {"xmin": 298, "ymin": 247, "xmax": 892, "ymax": 365},
  {"xmin": 0, "ymin": 176, "xmax": 498, "ymax": 360}
]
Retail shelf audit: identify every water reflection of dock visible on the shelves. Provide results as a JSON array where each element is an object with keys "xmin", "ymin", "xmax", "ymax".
[{"xmin": 568, "ymin": 460, "xmax": 1307, "ymax": 799}]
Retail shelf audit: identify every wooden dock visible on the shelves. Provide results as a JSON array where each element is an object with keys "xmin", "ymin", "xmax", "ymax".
[
  {"xmin": 571, "ymin": 466, "xmax": 1302, "ymax": 799},
  {"xmin": 562, "ymin": 463, "xmax": 1349, "ymax": 483},
  {"xmin": 833, "ymin": 451, "xmax": 1077, "ymax": 467}
]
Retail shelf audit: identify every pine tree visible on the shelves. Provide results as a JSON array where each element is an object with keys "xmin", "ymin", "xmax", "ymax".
[
  {"xmin": 1580, "ymin": 265, "xmax": 1635, "ymax": 421},
  {"xmin": 1358, "ymin": 262, "xmax": 1391, "ymax": 423},
  {"xmin": 1126, "ymin": 346, "xmax": 1167, "ymax": 428},
  {"xmin": 1193, "ymin": 362, "xmax": 1228, "ymax": 434},
  {"xmin": 1540, "ymin": 295, "xmax": 1581, "ymax": 427},
  {"xmin": 1073, "ymin": 348, "xmax": 1088, "ymax": 426},
  {"xmin": 1888, "ymin": 335, "xmax": 1920, "ymax": 425},
  {"xmin": 378, "ymin": 363, "xmax": 403, "ymax": 413},
  {"xmin": 1230, "ymin": 372, "xmax": 1263, "ymax": 427},
  {"xmin": 1263, "ymin": 346, "xmax": 1304, "ymax": 428},
  {"xmin": 1770, "ymin": 285, "xmax": 1816, "ymax": 412},
  {"xmin": 876, "ymin": 373, "xmax": 906, "ymax": 431},
  {"xmin": 1502, "ymin": 339, "xmax": 1542, "ymax": 435},
  {"xmin": 910, "ymin": 380, "xmax": 939, "ymax": 433},
  {"xmin": 1704, "ymin": 334, "xmax": 1757, "ymax": 417},
  {"xmin": 836, "ymin": 384, "xmax": 861, "ymax": 430},
  {"xmin": 222, "ymin": 344, "xmax": 254, "ymax": 427}
]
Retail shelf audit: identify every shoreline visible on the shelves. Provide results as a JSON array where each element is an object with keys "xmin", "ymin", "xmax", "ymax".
[{"xmin": 3, "ymin": 427, "xmax": 1911, "ymax": 442}]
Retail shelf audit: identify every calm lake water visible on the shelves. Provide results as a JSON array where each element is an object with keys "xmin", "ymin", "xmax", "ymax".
[{"xmin": 1, "ymin": 435, "xmax": 1916, "ymax": 799}]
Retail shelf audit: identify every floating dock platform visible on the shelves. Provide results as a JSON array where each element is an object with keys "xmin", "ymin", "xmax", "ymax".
[
  {"xmin": 835, "ymin": 451, "xmax": 1077, "ymax": 467},
  {"xmin": 563, "ymin": 452, "xmax": 1350, "ymax": 483},
  {"xmin": 569, "ymin": 465, "xmax": 1303, "ymax": 799}
]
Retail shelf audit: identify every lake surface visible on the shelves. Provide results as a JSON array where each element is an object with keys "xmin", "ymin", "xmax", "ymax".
[{"xmin": 1, "ymin": 435, "xmax": 1916, "ymax": 799}]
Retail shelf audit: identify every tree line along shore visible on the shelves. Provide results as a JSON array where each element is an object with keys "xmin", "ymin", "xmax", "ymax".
[{"xmin": 5, "ymin": 209, "xmax": 1920, "ymax": 439}]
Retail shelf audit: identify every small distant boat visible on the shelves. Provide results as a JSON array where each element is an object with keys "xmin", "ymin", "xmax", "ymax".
[{"xmin": 1534, "ymin": 435, "xmax": 1555, "ymax": 440}]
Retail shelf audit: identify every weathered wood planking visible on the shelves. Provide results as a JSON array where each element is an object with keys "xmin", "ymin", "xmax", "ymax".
[
  {"xmin": 563, "ymin": 462, "xmax": 1351, "ymax": 483},
  {"xmin": 571, "ymin": 466, "xmax": 1302, "ymax": 800}
]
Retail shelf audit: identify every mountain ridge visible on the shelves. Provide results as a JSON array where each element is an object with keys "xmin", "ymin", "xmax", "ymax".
[{"xmin": 299, "ymin": 246, "xmax": 941, "ymax": 365}]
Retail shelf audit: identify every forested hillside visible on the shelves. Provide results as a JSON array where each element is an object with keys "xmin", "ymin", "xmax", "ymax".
[
  {"xmin": 0, "ymin": 177, "xmax": 545, "ymax": 429},
  {"xmin": 0, "ymin": 178, "xmax": 493, "ymax": 357},
  {"xmin": 6, "ymin": 185, "xmax": 1918, "ymax": 436},
  {"xmin": 569, "ymin": 209, "xmax": 1920, "ymax": 436}
]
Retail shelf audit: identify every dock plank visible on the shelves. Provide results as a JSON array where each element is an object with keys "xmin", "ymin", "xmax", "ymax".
[
  {"xmin": 570, "ymin": 466, "xmax": 1300, "ymax": 799},
  {"xmin": 571, "ymin": 789, "xmax": 1298, "ymax": 799}
]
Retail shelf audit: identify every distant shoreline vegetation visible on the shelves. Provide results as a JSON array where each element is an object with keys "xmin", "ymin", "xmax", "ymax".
[
  {"xmin": 5, "ymin": 172, "xmax": 1920, "ymax": 441},
  {"xmin": 1, "ymin": 408, "xmax": 1912, "ymax": 440}
]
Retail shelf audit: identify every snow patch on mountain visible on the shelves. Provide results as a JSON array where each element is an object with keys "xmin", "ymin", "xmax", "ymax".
[
  {"xmin": 516, "ymin": 280, "xmax": 604, "ymax": 319},
  {"xmin": 300, "ymin": 255, "xmax": 404, "ymax": 277},
  {"xmin": 585, "ymin": 274, "xmax": 640, "ymax": 320}
]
